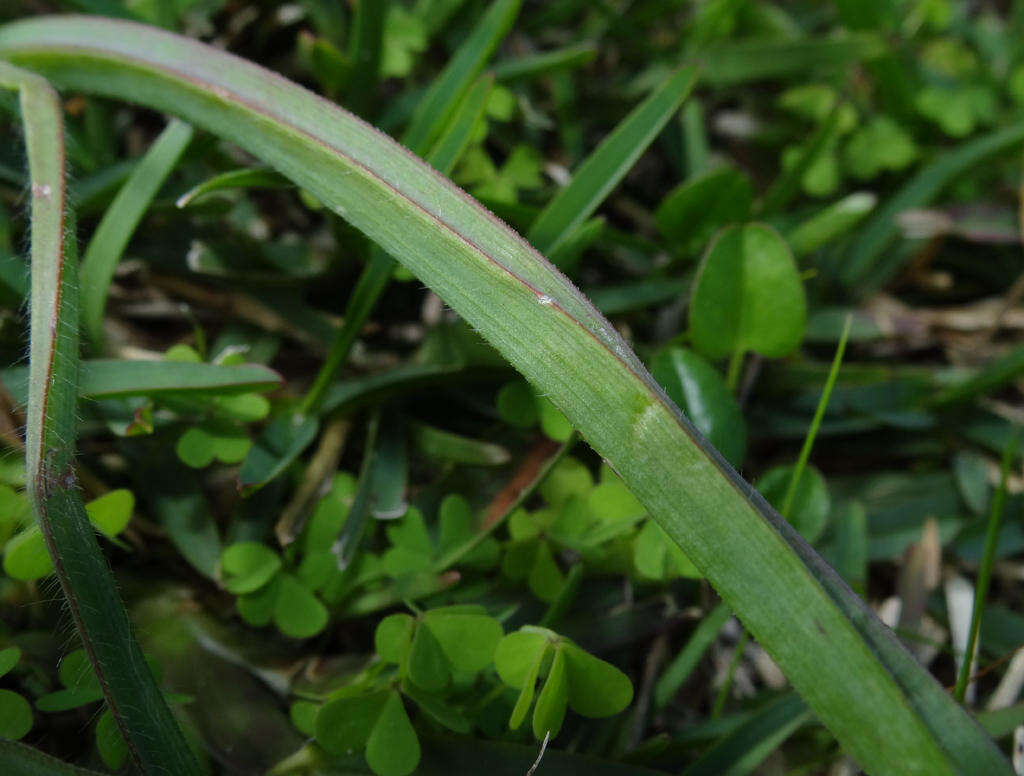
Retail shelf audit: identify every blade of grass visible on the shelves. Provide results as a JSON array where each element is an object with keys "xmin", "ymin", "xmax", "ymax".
[
  {"xmin": 694, "ymin": 34, "xmax": 886, "ymax": 87},
  {"xmin": 175, "ymin": 166, "xmax": 290, "ymax": 208},
  {"xmin": 344, "ymin": 0, "xmax": 386, "ymax": 117},
  {"xmin": 491, "ymin": 42, "xmax": 596, "ymax": 82},
  {"xmin": 654, "ymin": 601, "xmax": 731, "ymax": 710},
  {"xmin": 0, "ymin": 58, "xmax": 199, "ymax": 775},
  {"xmin": 402, "ymin": 0, "xmax": 519, "ymax": 153},
  {"xmin": 79, "ymin": 118, "xmax": 192, "ymax": 350},
  {"xmin": 1, "ymin": 358, "xmax": 282, "ymax": 403},
  {"xmin": 759, "ymin": 103, "xmax": 844, "ymax": 217},
  {"xmin": 780, "ymin": 315, "xmax": 851, "ymax": 518},
  {"xmin": 683, "ymin": 693, "xmax": 811, "ymax": 776},
  {"xmin": 527, "ymin": 66, "xmax": 698, "ymax": 257},
  {"xmin": 953, "ymin": 430, "xmax": 1019, "ymax": 703},
  {"xmin": 1, "ymin": 739, "xmax": 108, "ymax": 776},
  {"xmin": 843, "ymin": 122, "xmax": 1024, "ymax": 289},
  {"xmin": 929, "ymin": 344, "xmax": 1024, "ymax": 407},
  {"xmin": 0, "ymin": 17, "xmax": 1012, "ymax": 773}
]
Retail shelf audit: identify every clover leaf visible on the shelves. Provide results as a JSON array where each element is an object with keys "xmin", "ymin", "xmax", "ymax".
[
  {"xmin": 316, "ymin": 689, "xmax": 420, "ymax": 776},
  {"xmin": 689, "ymin": 223, "xmax": 806, "ymax": 361},
  {"xmin": 494, "ymin": 626, "xmax": 633, "ymax": 740},
  {"xmin": 176, "ymin": 422, "xmax": 251, "ymax": 468},
  {"xmin": 0, "ymin": 647, "xmax": 31, "ymax": 741},
  {"xmin": 375, "ymin": 605, "xmax": 503, "ymax": 692},
  {"xmin": 219, "ymin": 542, "xmax": 282, "ymax": 595},
  {"xmin": 4, "ymin": 490, "xmax": 135, "ymax": 581}
]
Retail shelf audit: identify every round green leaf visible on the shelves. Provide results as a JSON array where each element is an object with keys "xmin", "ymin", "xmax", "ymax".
[
  {"xmin": 290, "ymin": 700, "xmax": 319, "ymax": 736},
  {"xmin": 528, "ymin": 541, "xmax": 565, "ymax": 603},
  {"xmin": 376, "ymin": 614, "xmax": 415, "ymax": 665},
  {"xmin": 633, "ymin": 520, "xmax": 700, "ymax": 581},
  {"xmin": 220, "ymin": 542, "xmax": 282, "ymax": 595},
  {"xmin": 96, "ymin": 708, "xmax": 128, "ymax": 770},
  {"xmin": 587, "ymin": 480, "xmax": 645, "ymax": 524},
  {"xmin": 494, "ymin": 628, "xmax": 553, "ymax": 689},
  {"xmin": 365, "ymin": 691, "xmax": 420, "ymax": 776},
  {"xmin": 423, "ymin": 610, "xmax": 503, "ymax": 674},
  {"xmin": 0, "ymin": 646, "xmax": 21, "ymax": 679},
  {"xmin": 538, "ymin": 457, "xmax": 593, "ymax": 507},
  {"xmin": 273, "ymin": 573, "xmax": 329, "ymax": 638},
  {"xmin": 176, "ymin": 424, "xmax": 252, "ymax": 468},
  {"xmin": 689, "ymin": 224, "xmax": 806, "ymax": 360},
  {"xmin": 562, "ymin": 642, "xmax": 633, "ymax": 718},
  {"xmin": 407, "ymin": 620, "xmax": 450, "ymax": 692},
  {"xmin": 0, "ymin": 689, "xmax": 32, "ymax": 740},
  {"xmin": 649, "ymin": 347, "xmax": 747, "ymax": 466},
  {"xmin": 297, "ymin": 550, "xmax": 336, "ymax": 592},
  {"xmin": 496, "ymin": 380, "xmax": 538, "ymax": 428},
  {"xmin": 537, "ymin": 396, "xmax": 573, "ymax": 442},
  {"xmin": 3, "ymin": 525, "xmax": 53, "ymax": 580},
  {"xmin": 655, "ymin": 166, "xmax": 753, "ymax": 254},
  {"xmin": 237, "ymin": 574, "xmax": 280, "ymax": 627},
  {"xmin": 58, "ymin": 649, "xmax": 100, "ymax": 692},
  {"xmin": 315, "ymin": 689, "xmax": 389, "ymax": 756},
  {"xmin": 85, "ymin": 488, "xmax": 134, "ymax": 537},
  {"xmin": 532, "ymin": 644, "xmax": 568, "ymax": 740},
  {"xmin": 757, "ymin": 465, "xmax": 831, "ymax": 543}
]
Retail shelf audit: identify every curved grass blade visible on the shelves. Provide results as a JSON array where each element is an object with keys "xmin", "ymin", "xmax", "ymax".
[
  {"xmin": 527, "ymin": 66, "xmax": 698, "ymax": 257},
  {"xmin": 175, "ymin": 166, "xmax": 290, "ymax": 208},
  {"xmin": 80, "ymin": 118, "xmax": 193, "ymax": 350},
  {"xmin": 1, "ymin": 358, "xmax": 282, "ymax": 403},
  {"xmin": 1, "ymin": 740, "xmax": 107, "ymax": 776},
  {"xmin": 682, "ymin": 693, "xmax": 811, "ymax": 776},
  {"xmin": 694, "ymin": 34, "xmax": 885, "ymax": 87},
  {"xmin": 492, "ymin": 42, "xmax": 596, "ymax": 82},
  {"xmin": 402, "ymin": 0, "xmax": 520, "ymax": 153},
  {"xmin": 842, "ymin": 122, "xmax": 1024, "ymax": 289},
  {"xmin": 0, "ymin": 17, "xmax": 1011, "ymax": 774},
  {"xmin": 0, "ymin": 58, "xmax": 199, "ymax": 775}
]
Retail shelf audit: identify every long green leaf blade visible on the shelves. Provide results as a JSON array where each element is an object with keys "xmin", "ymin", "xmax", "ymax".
[
  {"xmin": 527, "ymin": 66, "xmax": 698, "ymax": 257},
  {"xmin": 79, "ymin": 118, "xmax": 192, "ymax": 349},
  {"xmin": 0, "ymin": 57, "xmax": 199, "ymax": 775},
  {"xmin": 2, "ymin": 359, "xmax": 283, "ymax": 403},
  {"xmin": 402, "ymin": 0, "xmax": 520, "ymax": 153},
  {"xmin": 842, "ymin": 121, "xmax": 1024, "ymax": 288},
  {"xmin": 0, "ymin": 17, "xmax": 1009, "ymax": 775}
]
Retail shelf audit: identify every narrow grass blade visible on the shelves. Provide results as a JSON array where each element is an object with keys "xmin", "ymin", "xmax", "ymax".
[
  {"xmin": 843, "ymin": 122, "xmax": 1024, "ymax": 288},
  {"xmin": 402, "ymin": 0, "xmax": 520, "ymax": 154},
  {"xmin": 760, "ymin": 104, "xmax": 844, "ymax": 217},
  {"xmin": 492, "ymin": 42, "xmax": 596, "ymax": 82},
  {"xmin": 175, "ymin": 166, "xmax": 290, "ymax": 208},
  {"xmin": 929, "ymin": 344, "xmax": 1024, "ymax": 407},
  {"xmin": 785, "ymin": 192, "xmax": 876, "ymax": 256},
  {"xmin": 1, "ymin": 359, "xmax": 282, "ymax": 403},
  {"xmin": 527, "ymin": 66, "xmax": 698, "ymax": 257},
  {"xmin": 344, "ymin": 0, "xmax": 386, "ymax": 117},
  {"xmin": 654, "ymin": 602, "xmax": 730, "ymax": 710},
  {"xmin": 1, "ymin": 740, "xmax": 107, "ymax": 776},
  {"xmin": 682, "ymin": 693, "xmax": 811, "ymax": 776},
  {"xmin": 954, "ymin": 431, "xmax": 1019, "ymax": 702},
  {"xmin": 695, "ymin": 34, "xmax": 885, "ymax": 87},
  {"xmin": 0, "ymin": 17, "xmax": 1012, "ymax": 774},
  {"xmin": 780, "ymin": 315, "xmax": 851, "ymax": 518},
  {"xmin": 0, "ymin": 58, "xmax": 199, "ymax": 775},
  {"xmin": 79, "ymin": 118, "xmax": 192, "ymax": 349}
]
